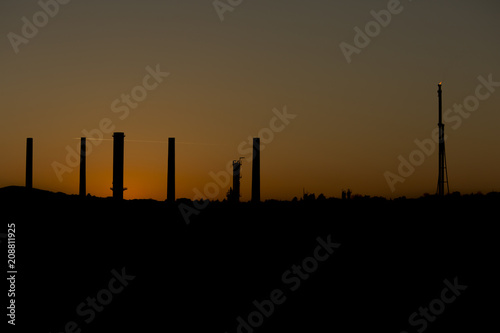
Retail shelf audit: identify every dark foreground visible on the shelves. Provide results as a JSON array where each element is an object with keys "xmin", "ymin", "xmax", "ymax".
[{"xmin": 1, "ymin": 186, "xmax": 498, "ymax": 332}]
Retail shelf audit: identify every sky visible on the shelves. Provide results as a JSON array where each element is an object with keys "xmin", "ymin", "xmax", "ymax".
[{"xmin": 1, "ymin": 0, "xmax": 499, "ymax": 201}]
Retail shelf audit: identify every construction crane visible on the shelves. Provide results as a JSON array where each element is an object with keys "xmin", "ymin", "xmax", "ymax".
[{"xmin": 227, "ymin": 157, "xmax": 244, "ymax": 203}]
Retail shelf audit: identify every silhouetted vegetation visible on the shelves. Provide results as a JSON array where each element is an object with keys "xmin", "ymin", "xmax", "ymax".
[{"xmin": 1, "ymin": 185, "xmax": 497, "ymax": 332}]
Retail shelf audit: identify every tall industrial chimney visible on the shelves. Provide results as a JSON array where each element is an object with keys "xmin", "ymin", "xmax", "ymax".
[
  {"xmin": 437, "ymin": 83, "xmax": 449, "ymax": 196},
  {"xmin": 111, "ymin": 132, "xmax": 125, "ymax": 200},
  {"xmin": 167, "ymin": 137, "xmax": 175, "ymax": 202},
  {"xmin": 79, "ymin": 137, "xmax": 86, "ymax": 197},
  {"xmin": 26, "ymin": 138, "xmax": 33, "ymax": 189},
  {"xmin": 251, "ymin": 137, "xmax": 260, "ymax": 202}
]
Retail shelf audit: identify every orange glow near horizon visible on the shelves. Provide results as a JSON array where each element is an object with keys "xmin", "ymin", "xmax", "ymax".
[{"xmin": 1, "ymin": 1, "xmax": 500, "ymax": 200}]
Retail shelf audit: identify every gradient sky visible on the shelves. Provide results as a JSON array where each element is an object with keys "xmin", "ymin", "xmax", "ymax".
[{"xmin": 1, "ymin": 0, "xmax": 499, "ymax": 200}]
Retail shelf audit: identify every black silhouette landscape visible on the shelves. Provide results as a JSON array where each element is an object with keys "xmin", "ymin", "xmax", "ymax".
[
  {"xmin": 2, "ymin": 1, "xmax": 500, "ymax": 332},
  {"xmin": 2, "ymin": 186, "xmax": 498, "ymax": 332}
]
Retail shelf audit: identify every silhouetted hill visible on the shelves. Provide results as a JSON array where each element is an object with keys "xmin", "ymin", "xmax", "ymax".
[
  {"xmin": 0, "ymin": 185, "xmax": 69, "ymax": 200},
  {"xmin": 1, "ymin": 186, "xmax": 498, "ymax": 332}
]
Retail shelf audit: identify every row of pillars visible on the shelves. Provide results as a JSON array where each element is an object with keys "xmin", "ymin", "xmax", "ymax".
[{"xmin": 24, "ymin": 135, "xmax": 261, "ymax": 202}]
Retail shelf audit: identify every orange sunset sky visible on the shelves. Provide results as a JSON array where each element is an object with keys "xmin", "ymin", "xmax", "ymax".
[{"xmin": 1, "ymin": 0, "xmax": 499, "ymax": 201}]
